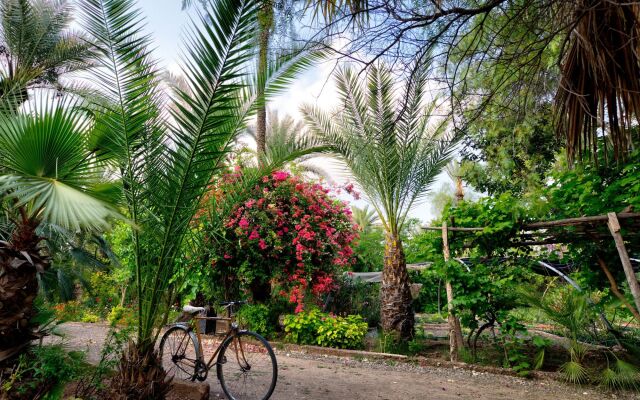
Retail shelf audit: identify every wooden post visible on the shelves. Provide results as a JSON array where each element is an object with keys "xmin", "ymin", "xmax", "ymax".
[
  {"xmin": 443, "ymin": 222, "xmax": 464, "ymax": 362},
  {"xmin": 607, "ymin": 213, "xmax": 640, "ymax": 313}
]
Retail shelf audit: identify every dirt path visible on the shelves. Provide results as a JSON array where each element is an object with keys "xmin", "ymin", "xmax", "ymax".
[{"xmin": 49, "ymin": 322, "xmax": 633, "ymax": 400}]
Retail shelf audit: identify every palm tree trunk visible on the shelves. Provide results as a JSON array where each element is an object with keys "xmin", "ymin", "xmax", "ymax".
[
  {"xmin": 256, "ymin": 3, "xmax": 273, "ymax": 156},
  {"xmin": 0, "ymin": 215, "xmax": 47, "ymax": 360},
  {"xmin": 380, "ymin": 232, "xmax": 414, "ymax": 340}
]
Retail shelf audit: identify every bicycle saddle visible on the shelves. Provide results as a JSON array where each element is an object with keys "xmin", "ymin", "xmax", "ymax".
[{"xmin": 183, "ymin": 305, "xmax": 206, "ymax": 314}]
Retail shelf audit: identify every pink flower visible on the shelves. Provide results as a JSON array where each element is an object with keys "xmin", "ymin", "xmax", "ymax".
[
  {"xmin": 223, "ymin": 253, "xmax": 232, "ymax": 259},
  {"xmin": 249, "ymin": 230, "xmax": 260, "ymax": 240},
  {"xmin": 238, "ymin": 218, "xmax": 249, "ymax": 229},
  {"xmin": 258, "ymin": 239, "xmax": 267, "ymax": 250},
  {"xmin": 272, "ymin": 171, "xmax": 289, "ymax": 181},
  {"xmin": 245, "ymin": 199, "xmax": 256, "ymax": 208}
]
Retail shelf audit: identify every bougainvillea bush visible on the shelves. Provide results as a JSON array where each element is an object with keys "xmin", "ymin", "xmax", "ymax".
[{"xmin": 203, "ymin": 170, "xmax": 358, "ymax": 312}]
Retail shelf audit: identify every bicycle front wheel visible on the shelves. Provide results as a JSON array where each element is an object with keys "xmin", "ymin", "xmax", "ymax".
[
  {"xmin": 217, "ymin": 331, "xmax": 277, "ymax": 400},
  {"xmin": 159, "ymin": 325, "xmax": 202, "ymax": 382}
]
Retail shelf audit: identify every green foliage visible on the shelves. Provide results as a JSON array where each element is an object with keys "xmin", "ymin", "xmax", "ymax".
[
  {"xmin": 236, "ymin": 304, "xmax": 273, "ymax": 338},
  {"xmin": 351, "ymin": 227, "xmax": 384, "ymax": 272},
  {"xmin": 324, "ymin": 275, "xmax": 381, "ymax": 327},
  {"xmin": 0, "ymin": 345, "xmax": 85, "ymax": 399},
  {"xmin": 283, "ymin": 309, "xmax": 368, "ymax": 349},
  {"xmin": 107, "ymin": 305, "xmax": 136, "ymax": 327},
  {"xmin": 461, "ymin": 106, "xmax": 561, "ymax": 196}
]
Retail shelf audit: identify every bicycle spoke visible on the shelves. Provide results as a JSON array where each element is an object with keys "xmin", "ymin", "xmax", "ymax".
[
  {"xmin": 219, "ymin": 332, "xmax": 276, "ymax": 400},
  {"xmin": 161, "ymin": 327, "xmax": 200, "ymax": 381}
]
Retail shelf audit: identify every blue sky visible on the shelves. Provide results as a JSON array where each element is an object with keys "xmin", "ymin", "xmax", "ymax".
[{"xmin": 131, "ymin": 0, "xmax": 449, "ymax": 223}]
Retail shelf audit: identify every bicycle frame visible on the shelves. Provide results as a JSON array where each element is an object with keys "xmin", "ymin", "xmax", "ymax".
[{"xmin": 188, "ymin": 309, "xmax": 250, "ymax": 371}]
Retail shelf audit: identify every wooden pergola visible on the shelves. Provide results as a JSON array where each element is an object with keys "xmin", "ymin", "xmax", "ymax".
[{"xmin": 422, "ymin": 212, "xmax": 640, "ymax": 361}]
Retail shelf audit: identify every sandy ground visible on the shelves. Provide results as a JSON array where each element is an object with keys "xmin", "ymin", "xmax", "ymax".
[{"xmin": 48, "ymin": 322, "xmax": 636, "ymax": 400}]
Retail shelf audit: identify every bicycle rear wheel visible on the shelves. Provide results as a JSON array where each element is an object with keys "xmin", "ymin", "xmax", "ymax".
[
  {"xmin": 159, "ymin": 325, "xmax": 202, "ymax": 381},
  {"xmin": 217, "ymin": 331, "xmax": 277, "ymax": 400}
]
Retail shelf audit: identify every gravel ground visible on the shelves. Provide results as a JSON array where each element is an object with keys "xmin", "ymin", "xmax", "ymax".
[{"xmin": 47, "ymin": 322, "xmax": 638, "ymax": 400}]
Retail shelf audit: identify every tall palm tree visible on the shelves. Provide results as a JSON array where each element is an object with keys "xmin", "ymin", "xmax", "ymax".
[
  {"xmin": 79, "ymin": 0, "xmax": 319, "ymax": 395},
  {"xmin": 0, "ymin": 98, "xmax": 121, "ymax": 362},
  {"xmin": 0, "ymin": 0, "xmax": 92, "ymax": 113},
  {"xmin": 302, "ymin": 65, "xmax": 457, "ymax": 339}
]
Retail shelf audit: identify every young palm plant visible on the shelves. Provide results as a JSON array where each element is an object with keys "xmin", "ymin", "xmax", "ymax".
[
  {"xmin": 79, "ymin": 0, "xmax": 321, "ymax": 396},
  {"xmin": 0, "ymin": 0, "xmax": 92, "ymax": 113},
  {"xmin": 302, "ymin": 65, "xmax": 457, "ymax": 339},
  {"xmin": 0, "ymin": 98, "xmax": 121, "ymax": 362}
]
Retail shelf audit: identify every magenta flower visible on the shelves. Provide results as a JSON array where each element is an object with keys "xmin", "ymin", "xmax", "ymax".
[
  {"xmin": 272, "ymin": 171, "xmax": 289, "ymax": 181},
  {"xmin": 238, "ymin": 217, "xmax": 249, "ymax": 229}
]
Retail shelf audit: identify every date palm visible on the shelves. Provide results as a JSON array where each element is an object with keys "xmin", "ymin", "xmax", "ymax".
[
  {"xmin": 242, "ymin": 110, "xmax": 329, "ymax": 178},
  {"xmin": 0, "ymin": 98, "xmax": 121, "ymax": 362},
  {"xmin": 79, "ymin": 0, "xmax": 320, "ymax": 396},
  {"xmin": 0, "ymin": 0, "xmax": 92, "ymax": 113},
  {"xmin": 302, "ymin": 65, "xmax": 457, "ymax": 339}
]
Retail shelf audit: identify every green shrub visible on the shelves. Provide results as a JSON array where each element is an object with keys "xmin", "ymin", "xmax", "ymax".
[
  {"xmin": 283, "ymin": 309, "xmax": 368, "ymax": 349},
  {"xmin": 324, "ymin": 275, "xmax": 381, "ymax": 327},
  {"xmin": 80, "ymin": 313, "xmax": 100, "ymax": 323},
  {"xmin": 107, "ymin": 305, "xmax": 136, "ymax": 326},
  {"xmin": 236, "ymin": 304, "xmax": 272, "ymax": 338},
  {"xmin": 1, "ymin": 345, "xmax": 85, "ymax": 399}
]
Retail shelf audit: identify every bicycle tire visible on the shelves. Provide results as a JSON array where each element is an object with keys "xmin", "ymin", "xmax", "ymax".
[
  {"xmin": 217, "ymin": 330, "xmax": 278, "ymax": 400},
  {"xmin": 159, "ymin": 325, "xmax": 203, "ymax": 382}
]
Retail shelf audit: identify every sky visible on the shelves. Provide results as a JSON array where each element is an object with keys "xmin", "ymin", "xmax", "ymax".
[{"xmin": 128, "ymin": 0, "xmax": 454, "ymax": 223}]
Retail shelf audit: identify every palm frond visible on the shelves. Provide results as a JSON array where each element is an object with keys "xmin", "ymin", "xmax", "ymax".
[
  {"xmin": 0, "ymin": 96, "xmax": 122, "ymax": 230},
  {"xmin": 302, "ymin": 63, "xmax": 458, "ymax": 234}
]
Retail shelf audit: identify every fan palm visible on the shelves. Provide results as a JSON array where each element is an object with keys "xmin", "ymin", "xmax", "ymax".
[
  {"xmin": 0, "ymin": 0, "xmax": 92, "ymax": 113},
  {"xmin": 302, "ymin": 65, "xmax": 457, "ymax": 339},
  {"xmin": 0, "ymin": 97, "xmax": 121, "ymax": 362},
  {"xmin": 79, "ymin": 0, "xmax": 320, "ymax": 395}
]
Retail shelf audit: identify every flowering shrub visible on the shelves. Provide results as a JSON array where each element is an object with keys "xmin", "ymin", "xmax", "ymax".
[{"xmin": 205, "ymin": 170, "xmax": 358, "ymax": 311}]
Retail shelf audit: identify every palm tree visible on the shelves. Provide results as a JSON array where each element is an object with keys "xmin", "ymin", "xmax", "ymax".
[
  {"xmin": 79, "ymin": 0, "xmax": 319, "ymax": 395},
  {"xmin": 242, "ymin": 110, "xmax": 330, "ymax": 178},
  {"xmin": 0, "ymin": 98, "xmax": 121, "ymax": 362},
  {"xmin": 351, "ymin": 205, "xmax": 378, "ymax": 234},
  {"xmin": 0, "ymin": 0, "xmax": 92, "ymax": 113},
  {"xmin": 302, "ymin": 65, "xmax": 457, "ymax": 339}
]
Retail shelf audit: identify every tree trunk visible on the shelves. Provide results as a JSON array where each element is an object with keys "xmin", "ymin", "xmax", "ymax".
[
  {"xmin": 0, "ymin": 217, "xmax": 47, "ymax": 361},
  {"xmin": 380, "ymin": 232, "xmax": 414, "ymax": 340},
  {"xmin": 110, "ymin": 342, "xmax": 171, "ymax": 400},
  {"xmin": 256, "ymin": 3, "xmax": 272, "ymax": 156}
]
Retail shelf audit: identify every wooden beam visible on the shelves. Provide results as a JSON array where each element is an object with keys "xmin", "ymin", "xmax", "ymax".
[
  {"xmin": 442, "ymin": 221, "xmax": 464, "ymax": 362},
  {"xmin": 607, "ymin": 212, "xmax": 640, "ymax": 314},
  {"xmin": 422, "ymin": 212, "xmax": 640, "ymax": 232}
]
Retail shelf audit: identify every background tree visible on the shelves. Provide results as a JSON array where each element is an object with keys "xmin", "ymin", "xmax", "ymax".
[
  {"xmin": 302, "ymin": 65, "xmax": 457, "ymax": 339},
  {"xmin": 0, "ymin": 0, "xmax": 91, "ymax": 112},
  {"xmin": 242, "ymin": 109, "xmax": 329, "ymax": 177},
  {"xmin": 308, "ymin": 0, "xmax": 640, "ymax": 164}
]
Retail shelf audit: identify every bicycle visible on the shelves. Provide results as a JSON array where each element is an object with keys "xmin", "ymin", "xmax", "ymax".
[{"xmin": 159, "ymin": 300, "xmax": 277, "ymax": 400}]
